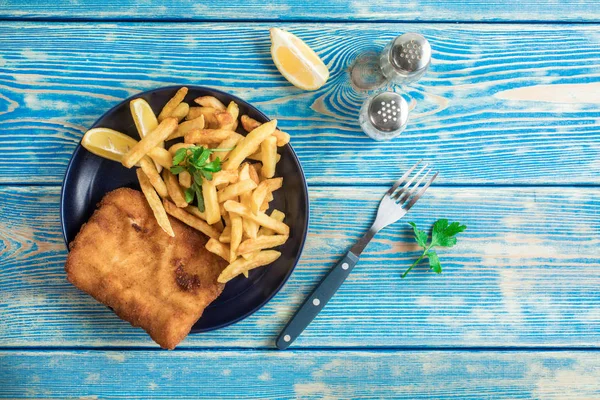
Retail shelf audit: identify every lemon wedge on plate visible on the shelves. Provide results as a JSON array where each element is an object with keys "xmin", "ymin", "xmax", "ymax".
[
  {"xmin": 130, "ymin": 98, "xmax": 163, "ymax": 171},
  {"xmin": 81, "ymin": 127, "xmax": 138, "ymax": 163},
  {"xmin": 130, "ymin": 98, "xmax": 158, "ymax": 137},
  {"xmin": 270, "ymin": 27, "xmax": 329, "ymax": 91}
]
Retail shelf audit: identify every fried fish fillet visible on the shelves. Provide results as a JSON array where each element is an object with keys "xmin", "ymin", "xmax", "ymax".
[{"xmin": 65, "ymin": 188, "xmax": 227, "ymax": 349}]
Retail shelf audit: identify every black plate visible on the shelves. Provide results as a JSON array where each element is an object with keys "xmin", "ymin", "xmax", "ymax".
[{"xmin": 61, "ymin": 86, "xmax": 309, "ymax": 332}]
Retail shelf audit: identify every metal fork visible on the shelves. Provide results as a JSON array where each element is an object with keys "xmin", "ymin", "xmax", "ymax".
[{"xmin": 276, "ymin": 160, "xmax": 438, "ymax": 350}]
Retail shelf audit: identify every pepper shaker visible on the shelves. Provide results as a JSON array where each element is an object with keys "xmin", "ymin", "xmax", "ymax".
[
  {"xmin": 380, "ymin": 33, "xmax": 431, "ymax": 86},
  {"xmin": 359, "ymin": 91, "xmax": 409, "ymax": 141}
]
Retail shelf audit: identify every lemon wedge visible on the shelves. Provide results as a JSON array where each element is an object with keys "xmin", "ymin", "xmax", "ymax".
[
  {"xmin": 130, "ymin": 98, "xmax": 163, "ymax": 171},
  {"xmin": 270, "ymin": 27, "xmax": 329, "ymax": 91},
  {"xmin": 81, "ymin": 127, "xmax": 138, "ymax": 163},
  {"xmin": 130, "ymin": 98, "xmax": 158, "ymax": 138}
]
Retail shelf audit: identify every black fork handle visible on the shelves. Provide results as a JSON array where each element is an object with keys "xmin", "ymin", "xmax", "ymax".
[{"xmin": 275, "ymin": 251, "xmax": 359, "ymax": 350}]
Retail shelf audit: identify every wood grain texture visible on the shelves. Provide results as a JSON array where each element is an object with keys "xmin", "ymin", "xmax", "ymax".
[
  {"xmin": 1, "ymin": 350, "xmax": 600, "ymax": 399},
  {"xmin": 1, "ymin": 23, "xmax": 600, "ymax": 185},
  {"xmin": 1, "ymin": 1, "xmax": 600, "ymax": 22},
  {"xmin": 2, "ymin": 186, "xmax": 598, "ymax": 348}
]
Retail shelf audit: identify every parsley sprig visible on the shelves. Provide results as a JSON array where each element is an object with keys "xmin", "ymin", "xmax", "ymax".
[
  {"xmin": 403, "ymin": 219, "xmax": 466, "ymax": 278},
  {"xmin": 170, "ymin": 146, "xmax": 223, "ymax": 212}
]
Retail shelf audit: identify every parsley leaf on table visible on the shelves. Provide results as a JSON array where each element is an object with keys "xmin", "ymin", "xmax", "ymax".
[
  {"xmin": 403, "ymin": 219, "xmax": 466, "ymax": 278},
  {"xmin": 170, "ymin": 146, "xmax": 224, "ymax": 212}
]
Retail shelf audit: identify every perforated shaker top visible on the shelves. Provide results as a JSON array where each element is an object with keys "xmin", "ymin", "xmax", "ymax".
[
  {"xmin": 368, "ymin": 91, "xmax": 409, "ymax": 133},
  {"xmin": 389, "ymin": 33, "xmax": 431, "ymax": 75}
]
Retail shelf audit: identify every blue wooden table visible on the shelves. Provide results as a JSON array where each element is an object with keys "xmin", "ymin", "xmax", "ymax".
[{"xmin": 1, "ymin": 2, "xmax": 600, "ymax": 398}]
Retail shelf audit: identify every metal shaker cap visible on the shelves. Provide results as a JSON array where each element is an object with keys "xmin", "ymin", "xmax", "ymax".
[
  {"xmin": 389, "ymin": 33, "xmax": 431, "ymax": 75},
  {"xmin": 367, "ymin": 91, "xmax": 409, "ymax": 133}
]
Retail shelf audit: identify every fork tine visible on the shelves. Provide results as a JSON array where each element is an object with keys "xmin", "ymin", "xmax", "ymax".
[
  {"xmin": 386, "ymin": 160, "xmax": 422, "ymax": 196},
  {"xmin": 403, "ymin": 172, "xmax": 439, "ymax": 211},
  {"xmin": 391, "ymin": 163, "xmax": 428, "ymax": 200},
  {"xmin": 396, "ymin": 168, "xmax": 432, "ymax": 204}
]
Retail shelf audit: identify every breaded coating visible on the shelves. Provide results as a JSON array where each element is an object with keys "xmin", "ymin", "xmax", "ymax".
[{"xmin": 65, "ymin": 188, "xmax": 226, "ymax": 349}]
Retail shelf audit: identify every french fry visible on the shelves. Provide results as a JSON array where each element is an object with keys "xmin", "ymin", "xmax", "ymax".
[
  {"xmin": 250, "ymin": 181, "xmax": 271, "ymax": 215},
  {"xmin": 202, "ymin": 179, "xmax": 220, "ymax": 225},
  {"xmin": 225, "ymin": 101, "xmax": 239, "ymax": 131},
  {"xmin": 223, "ymin": 120, "xmax": 277, "ymax": 171},
  {"xmin": 185, "ymin": 205, "xmax": 207, "ymax": 221},
  {"xmin": 205, "ymin": 238, "xmax": 231, "ymax": 262},
  {"xmin": 212, "ymin": 170, "xmax": 239, "ymax": 186},
  {"xmin": 122, "ymin": 117, "xmax": 178, "ymax": 168},
  {"xmin": 162, "ymin": 169, "xmax": 188, "ymax": 207},
  {"xmin": 140, "ymin": 157, "xmax": 169, "ymax": 198},
  {"xmin": 253, "ymin": 163, "xmax": 262, "ymax": 178},
  {"xmin": 238, "ymin": 164, "xmax": 259, "ymax": 238},
  {"xmin": 249, "ymin": 164, "xmax": 260, "ymax": 185},
  {"xmin": 265, "ymin": 177, "xmax": 283, "ymax": 190},
  {"xmin": 194, "ymin": 96, "xmax": 226, "ymax": 110},
  {"xmin": 217, "ymin": 250, "xmax": 281, "ymax": 283},
  {"xmin": 186, "ymin": 107, "xmax": 202, "ymax": 120},
  {"xmin": 261, "ymin": 136, "xmax": 278, "ymax": 178},
  {"xmin": 259, "ymin": 200, "xmax": 269, "ymax": 212},
  {"xmin": 241, "ymin": 115, "xmax": 289, "ymax": 146},
  {"xmin": 158, "ymin": 87, "xmax": 188, "ymax": 122},
  {"xmin": 184, "ymin": 129, "xmax": 235, "ymax": 145},
  {"xmin": 229, "ymin": 213, "xmax": 243, "ymax": 263},
  {"xmin": 136, "ymin": 168, "xmax": 174, "ymax": 237},
  {"xmin": 215, "ymin": 111, "xmax": 234, "ymax": 129},
  {"xmin": 147, "ymin": 147, "xmax": 173, "ymax": 169},
  {"xmin": 163, "ymin": 200, "xmax": 221, "ymax": 240},
  {"xmin": 178, "ymin": 170, "xmax": 192, "ymax": 188},
  {"xmin": 212, "ymin": 133, "xmax": 244, "ymax": 162},
  {"xmin": 185, "ymin": 205, "xmax": 224, "ymax": 232},
  {"xmin": 241, "ymin": 251, "xmax": 257, "ymax": 261},
  {"xmin": 171, "ymin": 102, "xmax": 190, "ymax": 121},
  {"xmin": 222, "ymin": 209, "xmax": 231, "ymax": 227},
  {"xmin": 251, "ymin": 178, "xmax": 283, "ymax": 214},
  {"xmin": 168, "ymin": 143, "xmax": 194, "ymax": 156},
  {"xmin": 240, "ymin": 214, "xmax": 284, "ymax": 259},
  {"xmin": 241, "ymin": 199, "xmax": 258, "ymax": 238},
  {"xmin": 238, "ymin": 235, "xmax": 288, "ymax": 255},
  {"xmin": 272, "ymin": 130, "xmax": 291, "ymax": 147},
  {"xmin": 219, "ymin": 225, "xmax": 231, "ymax": 243},
  {"xmin": 261, "ymin": 189, "xmax": 275, "ymax": 212},
  {"xmin": 217, "ymin": 179, "xmax": 257, "ymax": 203},
  {"xmin": 258, "ymin": 209, "xmax": 285, "ymax": 236},
  {"xmin": 241, "ymin": 115, "xmax": 261, "ymax": 132},
  {"xmin": 213, "ymin": 219, "xmax": 225, "ymax": 232},
  {"xmin": 239, "ymin": 162, "xmax": 251, "ymax": 179},
  {"xmin": 224, "ymin": 200, "xmax": 289, "ymax": 235},
  {"xmin": 247, "ymin": 151, "xmax": 281, "ymax": 163},
  {"xmin": 168, "ymin": 115, "xmax": 205, "ymax": 140},
  {"xmin": 187, "ymin": 107, "xmax": 218, "ymax": 127}
]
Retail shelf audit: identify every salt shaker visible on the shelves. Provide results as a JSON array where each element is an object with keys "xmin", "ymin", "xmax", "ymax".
[
  {"xmin": 359, "ymin": 91, "xmax": 409, "ymax": 141},
  {"xmin": 380, "ymin": 33, "xmax": 431, "ymax": 85}
]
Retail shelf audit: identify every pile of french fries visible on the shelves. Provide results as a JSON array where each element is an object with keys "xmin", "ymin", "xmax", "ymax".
[{"xmin": 120, "ymin": 87, "xmax": 291, "ymax": 283}]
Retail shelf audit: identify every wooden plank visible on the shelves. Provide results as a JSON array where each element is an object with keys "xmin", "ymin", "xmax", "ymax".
[
  {"xmin": 1, "ymin": 186, "xmax": 598, "ymax": 348},
  {"xmin": 1, "ymin": 350, "xmax": 600, "ymax": 399},
  {"xmin": 1, "ymin": 1, "xmax": 600, "ymax": 22},
  {"xmin": 1, "ymin": 23, "xmax": 600, "ymax": 185}
]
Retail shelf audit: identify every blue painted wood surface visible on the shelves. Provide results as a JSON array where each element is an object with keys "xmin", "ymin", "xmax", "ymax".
[
  {"xmin": 1, "ymin": 23, "xmax": 600, "ymax": 185},
  {"xmin": 1, "ymin": 350, "xmax": 600, "ymax": 398},
  {"xmin": 2, "ymin": 186, "xmax": 599, "ymax": 348},
  {"xmin": 1, "ymin": 1, "xmax": 600, "ymax": 22},
  {"xmin": 1, "ymin": 4, "xmax": 600, "ymax": 399}
]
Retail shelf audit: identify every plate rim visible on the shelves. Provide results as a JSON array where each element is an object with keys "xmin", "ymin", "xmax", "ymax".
[{"xmin": 59, "ymin": 84, "xmax": 310, "ymax": 333}]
